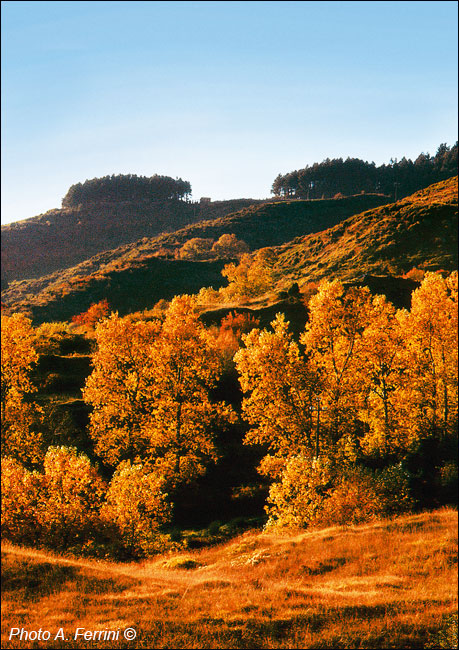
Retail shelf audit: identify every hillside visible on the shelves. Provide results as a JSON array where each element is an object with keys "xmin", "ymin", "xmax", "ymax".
[
  {"xmin": 272, "ymin": 176, "xmax": 458, "ymax": 287},
  {"xmin": 1, "ymin": 197, "xmax": 272, "ymax": 287},
  {"xmin": 1, "ymin": 193, "xmax": 391, "ymax": 323},
  {"xmin": 2, "ymin": 508, "xmax": 457, "ymax": 649}
]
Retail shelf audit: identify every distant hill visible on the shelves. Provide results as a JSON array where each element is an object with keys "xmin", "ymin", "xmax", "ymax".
[
  {"xmin": 271, "ymin": 176, "xmax": 458, "ymax": 286},
  {"xmin": 2, "ymin": 193, "xmax": 391, "ymax": 323},
  {"xmin": 1, "ymin": 197, "xmax": 273, "ymax": 287}
]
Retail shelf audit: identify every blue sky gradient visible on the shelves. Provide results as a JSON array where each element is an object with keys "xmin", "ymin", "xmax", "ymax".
[{"xmin": 2, "ymin": 1, "xmax": 457, "ymax": 223}]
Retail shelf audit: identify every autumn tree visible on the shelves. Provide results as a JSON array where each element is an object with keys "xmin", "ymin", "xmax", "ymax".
[
  {"xmin": 83, "ymin": 295, "xmax": 235, "ymax": 489},
  {"xmin": 211, "ymin": 233, "xmax": 249, "ymax": 259},
  {"xmin": 177, "ymin": 237, "xmax": 214, "ymax": 260},
  {"xmin": 358, "ymin": 294, "xmax": 409, "ymax": 457},
  {"xmin": 71, "ymin": 299, "xmax": 110, "ymax": 330},
  {"xmin": 235, "ymin": 314, "xmax": 320, "ymax": 480},
  {"xmin": 102, "ymin": 460, "xmax": 171, "ymax": 556},
  {"xmin": 400, "ymin": 272, "xmax": 458, "ymax": 443},
  {"xmin": 37, "ymin": 446, "xmax": 106, "ymax": 549},
  {"xmin": 1, "ymin": 313, "xmax": 43, "ymax": 464},
  {"xmin": 1, "ymin": 457, "xmax": 42, "ymax": 544},
  {"xmin": 220, "ymin": 250, "xmax": 275, "ymax": 302},
  {"xmin": 300, "ymin": 281, "xmax": 373, "ymax": 459},
  {"xmin": 211, "ymin": 311, "xmax": 260, "ymax": 367},
  {"xmin": 1, "ymin": 447, "xmax": 106, "ymax": 549}
]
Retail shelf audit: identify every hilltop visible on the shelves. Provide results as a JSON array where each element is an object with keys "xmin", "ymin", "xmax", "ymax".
[
  {"xmin": 1, "ymin": 193, "xmax": 391, "ymax": 323},
  {"xmin": 2, "ymin": 508, "xmax": 457, "ymax": 649}
]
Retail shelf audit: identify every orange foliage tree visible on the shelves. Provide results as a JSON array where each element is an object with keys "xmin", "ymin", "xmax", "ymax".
[
  {"xmin": 71, "ymin": 299, "xmax": 110, "ymax": 329},
  {"xmin": 83, "ymin": 295, "xmax": 235, "ymax": 490},
  {"xmin": 235, "ymin": 313, "xmax": 320, "ymax": 479},
  {"xmin": 1, "ymin": 457, "xmax": 42, "ymax": 544},
  {"xmin": 1, "ymin": 313, "xmax": 43, "ymax": 464},
  {"xmin": 1, "ymin": 447, "xmax": 106, "ymax": 549},
  {"xmin": 300, "ymin": 281, "xmax": 373, "ymax": 459},
  {"xmin": 102, "ymin": 460, "xmax": 171, "ymax": 556},
  {"xmin": 399, "ymin": 272, "xmax": 458, "ymax": 443},
  {"xmin": 37, "ymin": 446, "xmax": 106, "ymax": 549},
  {"xmin": 220, "ymin": 250, "xmax": 276, "ymax": 301},
  {"xmin": 211, "ymin": 233, "xmax": 249, "ymax": 259}
]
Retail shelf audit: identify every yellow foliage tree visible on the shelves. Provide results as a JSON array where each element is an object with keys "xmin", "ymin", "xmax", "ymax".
[
  {"xmin": 358, "ymin": 294, "xmax": 409, "ymax": 456},
  {"xmin": 211, "ymin": 233, "xmax": 249, "ymax": 259},
  {"xmin": 265, "ymin": 455, "xmax": 334, "ymax": 528},
  {"xmin": 83, "ymin": 295, "xmax": 235, "ymax": 488},
  {"xmin": 1, "ymin": 457, "xmax": 42, "ymax": 544},
  {"xmin": 1, "ymin": 313, "xmax": 43, "ymax": 464},
  {"xmin": 102, "ymin": 460, "xmax": 171, "ymax": 555},
  {"xmin": 300, "ymin": 281, "xmax": 373, "ymax": 458},
  {"xmin": 1, "ymin": 447, "xmax": 106, "ymax": 549},
  {"xmin": 400, "ymin": 271, "xmax": 458, "ymax": 442},
  {"xmin": 177, "ymin": 237, "xmax": 214, "ymax": 260},
  {"xmin": 235, "ymin": 313, "xmax": 320, "ymax": 479},
  {"xmin": 220, "ymin": 250, "xmax": 275, "ymax": 301},
  {"xmin": 38, "ymin": 446, "xmax": 106, "ymax": 548}
]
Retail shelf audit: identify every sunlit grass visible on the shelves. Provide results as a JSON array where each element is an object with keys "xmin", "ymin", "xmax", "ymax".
[{"xmin": 2, "ymin": 507, "xmax": 457, "ymax": 649}]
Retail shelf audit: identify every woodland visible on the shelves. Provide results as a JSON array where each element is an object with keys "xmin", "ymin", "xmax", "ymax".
[
  {"xmin": 1, "ymin": 146, "xmax": 458, "ymax": 649},
  {"xmin": 271, "ymin": 142, "xmax": 458, "ymax": 199},
  {"xmin": 1, "ymin": 160, "xmax": 458, "ymax": 560}
]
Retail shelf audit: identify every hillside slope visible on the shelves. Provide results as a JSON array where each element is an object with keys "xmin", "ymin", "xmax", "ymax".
[
  {"xmin": 2, "ymin": 193, "xmax": 390, "ymax": 322},
  {"xmin": 1, "ymin": 198, "xmax": 272, "ymax": 286},
  {"xmin": 273, "ymin": 176, "xmax": 458, "ymax": 286},
  {"xmin": 2, "ymin": 508, "xmax": 457, "ymax": 649}
]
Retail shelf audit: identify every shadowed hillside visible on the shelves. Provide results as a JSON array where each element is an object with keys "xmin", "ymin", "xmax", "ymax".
[
  {"xmin": 1, "ymin": 197, "xmax": 273, "ymax": 287},
  {"xmin": 1, "ymin": 193, "xmax": 391, "ymax": 322}
]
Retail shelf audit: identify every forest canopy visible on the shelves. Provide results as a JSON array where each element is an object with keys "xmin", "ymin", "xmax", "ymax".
[
  {"xmin": 272, "ymin": 142, "xmax": 458, "ymax": 200},
  {"xmin": 62, "ymin": 174, "xmax": 192, "ymax": 207}
]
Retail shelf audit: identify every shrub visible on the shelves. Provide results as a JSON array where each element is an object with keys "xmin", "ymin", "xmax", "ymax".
[
  {"xmin": 177, "ymin": 237, "xmax": 214, "ymax": 260},
  {"xmin": 34, "ymin": 321, "xmax": 73, "ymax": 355},
  {"xmin": 317, "ymin": 466, "xmax": 385, "ymax": 526},
  {"xmin": 211, "ymin": 234, "xmax": 249, "ymax": 259},
  {"xmin": 71, "ymin": 299, "xmax": 110, "ymax": 330},
  {"xmin": 266, "ymin": 458, "xmax": 415, "ymax": 530}
]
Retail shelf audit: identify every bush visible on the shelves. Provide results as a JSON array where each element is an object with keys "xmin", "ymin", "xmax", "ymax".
[
  {"xmin": 265, "ymin": 457, "xmax": 415, "ymax": 530},
  {"xmin": 317, "ymin": 466, "xmax": 385, "ymax": 526},
  {"xmin": 38, "ymin": 446, "xmax": 107, "ymax": 549}
]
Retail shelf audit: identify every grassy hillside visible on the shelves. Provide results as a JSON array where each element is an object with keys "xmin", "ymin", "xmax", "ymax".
[
  {"xmin": 1, "ymin": 198, "xmax": 272, "ymax": 286},
  {"xmin": 2, "ymin": 508, "xmax": 457, "ymax": 649},
  {"xmin": 272, "ymin": 176, "xmax": 458, "ymax": 287},
  {"xmin": 2, "ymin": 193, "xmax": 390, "ymax": 323}
]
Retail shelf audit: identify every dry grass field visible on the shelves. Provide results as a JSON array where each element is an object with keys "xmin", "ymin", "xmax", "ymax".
[{"xmin": 2, "ymin": 508, "xmax": 457, "ymax": 649}]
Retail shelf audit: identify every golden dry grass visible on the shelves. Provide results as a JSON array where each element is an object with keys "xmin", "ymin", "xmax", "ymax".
[{"xmin": 2, "ymin": 508, "xmax": 457, "ymax": 649}]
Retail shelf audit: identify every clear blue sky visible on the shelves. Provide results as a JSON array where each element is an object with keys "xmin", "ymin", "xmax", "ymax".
[{"xmin": 1, "ymin": 0, "xmax": 457, "ymax": 224}]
